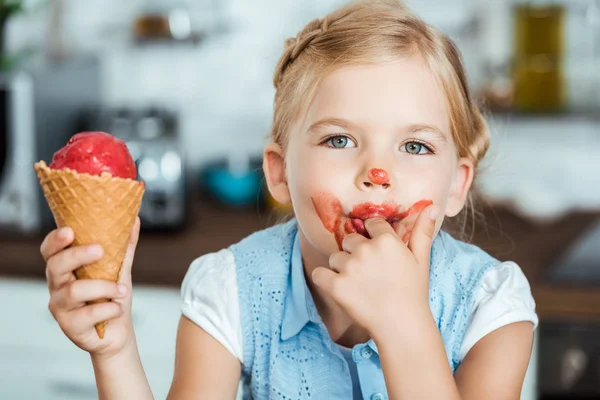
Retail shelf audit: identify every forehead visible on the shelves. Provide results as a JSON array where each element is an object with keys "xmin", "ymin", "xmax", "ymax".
[{"xmin": 303, "ymin": 56, "xmax": 450, "ymax": 134}]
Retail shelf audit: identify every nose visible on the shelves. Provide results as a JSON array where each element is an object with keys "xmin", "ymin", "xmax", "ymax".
[{"xmin": 359, "ymin": 168, "xmax": 391, "ymax": 190}]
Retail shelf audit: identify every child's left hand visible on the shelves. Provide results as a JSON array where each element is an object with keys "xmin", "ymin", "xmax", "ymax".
[{"xmin": 312, "ymin": 205, "xmax": 439, "ymax": 341}]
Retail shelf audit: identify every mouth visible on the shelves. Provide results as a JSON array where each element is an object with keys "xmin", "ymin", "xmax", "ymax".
[
  {"xmin": 311, "ymin": 193, "xmax": 433, "ymax": 250},
  {"xmin": 346, "ymin": 203, "xmax": 406, "ymax": 238}
]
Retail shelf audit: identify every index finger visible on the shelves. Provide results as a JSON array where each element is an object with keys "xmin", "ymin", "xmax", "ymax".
[
  {"xmin": 364, "ymin": 218, "xmax": 396, "ymax": 239},
  {"xmin": 40, "ymin": 227, "xmax": 74, "ymax": 262}
]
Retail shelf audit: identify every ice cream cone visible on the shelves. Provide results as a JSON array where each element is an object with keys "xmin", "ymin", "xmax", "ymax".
[{"xmin": 34, "ymin": 161, "xmax": 145, "ymax": 338}]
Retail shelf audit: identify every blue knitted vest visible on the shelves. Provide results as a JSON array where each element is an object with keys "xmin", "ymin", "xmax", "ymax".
[{"xmin": 231, "ymin": 219, "xmax": 497, "ymax": 399}]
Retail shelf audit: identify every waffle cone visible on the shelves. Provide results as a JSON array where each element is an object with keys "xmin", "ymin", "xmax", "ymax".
[{"xmin": 34, "ymin": 161, "xmax": 145, "ymax": 338}]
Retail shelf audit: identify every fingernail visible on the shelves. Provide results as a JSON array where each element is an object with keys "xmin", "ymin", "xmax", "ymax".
[
  {"xmin": 117, "ymin": 283, "xmax": 127, "ymax": 295},
  {"xmin": 87, "ymin": 245, "xmax": 103, "ymax": 256},
  {"xmin": 429, "ymin": 206, "xmax": 440, "ymax": 221}
]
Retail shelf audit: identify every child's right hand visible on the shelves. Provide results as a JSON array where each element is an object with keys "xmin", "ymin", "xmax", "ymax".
[{"xmin": 40, "ymin": 217, "xmax": 141, "ymax": 359}]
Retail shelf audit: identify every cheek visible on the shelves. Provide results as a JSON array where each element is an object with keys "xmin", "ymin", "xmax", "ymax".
[
  {"xmin": 289, "ymin": 148, "xmax": 353, "ymax": 197},
  {"xmin": 397, "ymin": 159, "xmax": 455, "ymax": 203},
  {"xmin": 284, "ymin": 148, "xmax": 347, "ymax": 253}
]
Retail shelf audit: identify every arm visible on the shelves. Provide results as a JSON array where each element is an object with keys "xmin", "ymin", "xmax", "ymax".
[
  {"xmin": 375, "ymin": 309, "xmax": 461, "ymax": 400},
  {"xmin": 454, "ymin": 321, "xmax": 534, "ymax": 399},
  {"xmin": 312, "ymin": 210, "xmax": 534, "ymax": 399},
  {"xmin": 91, "ymin": 337, "xmax": 154, "ymax": 400},
  {"xmin": 167, "ymin": 316, "xmax": 241, "ymax": 400},
  {"xmin": 92, "ymin": 315, "xmax": 241, "ymax": 400},
  {"xmin": 40, "ymin": 218, "xmax": 154, "ymax": 400},
  {"xmin": 375, "ymin": 318, "xmax": 534, "ymax": 400}
]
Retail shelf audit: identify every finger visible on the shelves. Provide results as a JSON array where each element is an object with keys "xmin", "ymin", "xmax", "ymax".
[
  {"xmin": 40, "ymin": 227, "xmax": 74, "ymax": 262},
  {"xmin": 118, "ymin": 216, "xmax": 141, "ymax": 287},
  {"xmin": 52, "ymin": 279, "xmax": 127, "ymax": 312},
  {"xmin": 46, "ymin": 244, "xmax": 104, "ymax": 291},
  {"xmin": 408, "ymin": 205, "xmax": 439, "ymax": 268},
  {"xmin": 59, "ymin": 301, "xmax": 124, "ymax": 337},
  {"xmin": 328, "ymin": 251, "xmax": 351, "ymax": 273},
  {"xmin": 394, "ymin": 213, "xmax": 420, "ymax": 245},
  {"xmin": 311, "ymin": 266, "xmax": 342, "ymax": 299},
  {"xmin": 394, "ymin": 223, "xmax": 409, "ymax": 245},
  {"xmin": 364, "ymin": 217, "xmax": 396, "ymax": 239},
  {"xmin": 341, "ymin": 233, "xmax": 367, "ymax": 253}
]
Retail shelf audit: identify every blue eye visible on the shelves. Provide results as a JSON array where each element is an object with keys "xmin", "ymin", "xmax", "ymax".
[
  {"xmin": 326, "ymin": 136, "xmax": 356, "ymax": 149},
  {"xmin": 403, "ymin": 141, "xmax": 432, "ymax": 155}
]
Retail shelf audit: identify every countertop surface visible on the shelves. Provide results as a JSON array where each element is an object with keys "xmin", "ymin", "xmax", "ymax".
[{"xmin": 1, "ymin": 197, "xmax": 600, "ymax": 322}]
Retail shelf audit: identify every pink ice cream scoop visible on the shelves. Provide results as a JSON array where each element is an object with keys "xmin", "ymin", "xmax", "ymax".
[{"xmin": 49, "ymin": 132, "xmax": 137, "ymax": 180}]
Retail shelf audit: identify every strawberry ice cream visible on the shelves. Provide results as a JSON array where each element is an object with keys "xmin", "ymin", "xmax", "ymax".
[
  {"xmin": 34, "ymin": 131, "xmax": 145, "ymax": 339},
  {"xmin": 49, "ymin": 132, "xmax": 137, "ymax": 180}
]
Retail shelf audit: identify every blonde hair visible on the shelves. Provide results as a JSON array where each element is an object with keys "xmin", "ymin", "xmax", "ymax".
[{"xmin": 271, "ymin": 0, "xmax": 490, "ymax": 240}]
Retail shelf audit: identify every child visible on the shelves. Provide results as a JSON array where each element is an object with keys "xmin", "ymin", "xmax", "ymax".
[{"xmin": 40, "ymin": 0, "xmax": 538, "ymax": 398}]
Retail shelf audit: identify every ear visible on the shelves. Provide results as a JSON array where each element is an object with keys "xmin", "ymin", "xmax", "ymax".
[
  {"xmin": 263, "ymin": 142, "xmax": 291, "ymax": 205},
  {"xmin": 445, "ymin": 157, "xmax": 474, "ymax": 217}
]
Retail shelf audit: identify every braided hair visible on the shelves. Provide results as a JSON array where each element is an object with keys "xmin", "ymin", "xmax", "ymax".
[{"xmin": 269, "ymin": 0, "xmax": 491, "ymax": 239}]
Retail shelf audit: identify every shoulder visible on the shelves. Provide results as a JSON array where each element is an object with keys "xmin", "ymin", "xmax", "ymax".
[
  {"xmin": 472, "ymin": 261, "xmax": 538, "ymax": 326},
  {"xmin": 431, "ymin": 231, "xmax": 500, "ymax": 296},
  {"xmin": 181, "ymin": 219, "xmax": 297, "ymax": 296},
  {"xmin": 477, "ymin": 260, "xmax": 537, "ymax": 305},
  {"xmin": 230, "ymin": 219, "xmax": 297, "ymax": 257},
  {"xmin": 460, "ymin": 260, "xmax": 538, "ymax": 360},
  {"xmin": 180, "ymin": 248, "xmax": 243, "ymax": 362},
  {"xmin": 435, "ymin": 231, "xmax": 499, "ymax": 267},
  {"xmin": 181, "ymin": 248, "xmax": 237, "ymax": 303},
  {"xmin": 179, "ymin": 220, "xmax": 298, "ymax": 363},
  {"xmin": 230, "ymin": 219, "xmax": 297, "ymax": 279}
]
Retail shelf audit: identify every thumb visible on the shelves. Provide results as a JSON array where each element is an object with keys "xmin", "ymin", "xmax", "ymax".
[
  {"xmin": 407, "ymin": 205, "xmax": 439, "ymax": 268},
  {"xmin": 118, "ymin": 216, "xmax": 141, "ymax": 287},
  {"xmin": 311, "ymin": 266, "xmax": 340, "ymax": 299}
]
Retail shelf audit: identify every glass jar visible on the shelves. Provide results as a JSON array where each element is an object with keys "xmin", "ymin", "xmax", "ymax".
[{"xmin": 512, "ymin": 1, "xmax": 566, "ymax": 113}]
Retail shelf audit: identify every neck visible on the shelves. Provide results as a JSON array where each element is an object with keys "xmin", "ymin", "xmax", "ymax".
[{"xmin": 299, "ymin": 231, "xmax": 371, "ymax": 347}]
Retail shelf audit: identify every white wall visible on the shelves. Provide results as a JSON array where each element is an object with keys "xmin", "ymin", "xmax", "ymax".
[{"xmin": 5, "ymin": 0, "xmax": 507, "ymax": 170}]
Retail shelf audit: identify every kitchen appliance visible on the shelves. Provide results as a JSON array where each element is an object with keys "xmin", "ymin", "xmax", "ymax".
[
  {"xmin": 538, "ymin": 322, "xmax": 600, "ymax": 399},
  {"xmin": 0, "ymin": 72, "xmax": 39, "ymax": 234},
  {"xmin": 80, "ymin": 107, "xmax": 189, "ymax": 231},
  {"xmin": 0, "ymin": 57, "xmax": 101, "ymax": 235},
  {"xmin": 538, "ymin": 219, "xmax": 600, "ymax": 398}
]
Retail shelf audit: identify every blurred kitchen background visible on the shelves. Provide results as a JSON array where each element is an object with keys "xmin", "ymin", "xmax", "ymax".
[{"xmin": 0, "ymin": 0, "xmax": 599, "ymax": 398}]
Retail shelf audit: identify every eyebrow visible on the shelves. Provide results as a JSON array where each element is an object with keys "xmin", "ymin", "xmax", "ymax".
[
  {"xmin": 407, "ymin": 124, "xmax": 448, "ymax": 143},
  {"xmin": 307, "ymin": 118, "xmax": 448, "ymax": 143},
  {"xmin": 307, "ymin": 118, "xmax": 352, "ymax": 134}
]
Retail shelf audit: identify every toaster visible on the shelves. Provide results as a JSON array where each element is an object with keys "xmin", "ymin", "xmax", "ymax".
[{"xmin": 80, "ymin": 106, "xmax": 190, "ymax": 231}]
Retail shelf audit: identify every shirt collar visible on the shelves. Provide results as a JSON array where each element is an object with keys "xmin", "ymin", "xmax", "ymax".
[
  {"xmin": 280, "ymin": 229, "xmax": 444, "ymax": 343},
  {"xmin": 281, "ymin": 231, "xmax": 313, "ymax": 340}
]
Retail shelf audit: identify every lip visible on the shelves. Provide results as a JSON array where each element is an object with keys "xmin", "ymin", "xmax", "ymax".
[
  {"xmin": 311, "ymin": 193, "xmax": 433, "ymax": 250},
  {"xmin": 346, "ymin": 203, "xmax": 406, "ymax": 237},
  {"xmin": 348, "ymin": 203, "xmax": 406, "ymax": 221}
]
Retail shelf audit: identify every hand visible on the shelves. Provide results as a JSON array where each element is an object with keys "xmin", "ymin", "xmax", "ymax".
[
  {"xmin": 312, "ymin": 205, "xmax": 439, "ymax": 340},
  {"xmin": 40, "ymin": 217, "xmax": 141, "ymax": 359}
]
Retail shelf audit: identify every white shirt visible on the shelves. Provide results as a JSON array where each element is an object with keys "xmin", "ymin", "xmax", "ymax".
[{"xmin": 180, "ymin": 248, "xmax": 538, "ymax": 365}]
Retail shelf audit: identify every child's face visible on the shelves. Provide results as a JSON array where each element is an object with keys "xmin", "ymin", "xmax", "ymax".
[{"xmin": 265, "ymin": 55, "xmax": 473, "ymax": 256}]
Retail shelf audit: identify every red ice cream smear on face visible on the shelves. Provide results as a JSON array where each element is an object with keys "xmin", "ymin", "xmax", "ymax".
[
  {"xmin": 311, "ymin": 193, "xmax": 433, "ymax": 250},
  {"xmin": 311, "ymin": 193, "xmax": 345, "ymax": 249},
  {"xmin": 49, "ymin": 132, "xmax": 137, "ymax": 180},
  {"xmin": 368, "ymin": 168, "xmax": 389, "ymax": 185},
  {"xmin": 395, "ymin": 199, "xmax": 433, "ymax": 243}
]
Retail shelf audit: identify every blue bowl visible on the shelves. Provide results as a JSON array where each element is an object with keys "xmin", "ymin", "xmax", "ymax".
[{"xmin": 202, "ymin": 162, "xmax": 263, "ymax": 207}]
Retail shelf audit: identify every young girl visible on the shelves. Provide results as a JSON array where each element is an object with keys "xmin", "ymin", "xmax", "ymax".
[{"xmin": 40, "ymin": 1, "xmax": 538, "ymax": 398}]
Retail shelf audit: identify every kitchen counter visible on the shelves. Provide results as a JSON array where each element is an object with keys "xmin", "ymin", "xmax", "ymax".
[{"xmin": 1, "ymin": 197, "xmax": 600, "ymax": 322}]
